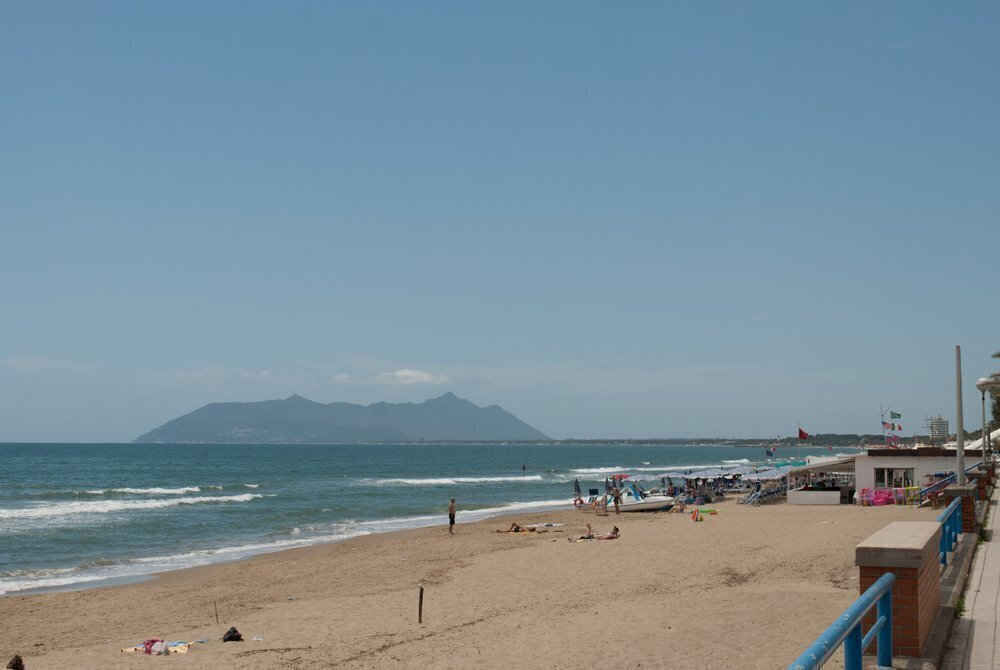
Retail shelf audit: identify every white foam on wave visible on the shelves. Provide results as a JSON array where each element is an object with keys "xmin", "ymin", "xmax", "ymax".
[
  {"xmin": 569, "ymin": 467, "xmax": 626, "ymax": 474},
  {"xmin": 0, "ymin": 566, "xmax": 127, "ymax": 595},
  {"xmin": 463, "ymin": 498, "xmax": 573, "ymax": 518},
  {"xmin": 243, "ymin": 484, "xmax": 259, "ymax": 489},
  {"xmin": 0, "ymin": 531, "xmax": 357, "ymax": 595},
  {"xmin": 0, "ymin": 494, "xmax": 263, "ymax": 520},
  {"xmin": 83, "ymin": 486, "xmax": 203, "ymax": 496},
  {"xmin": 370, "ymin": 475, "xmax": 544, "ymax": 486},
  {"xmin": 572, "ymin": 463, "xmax": 751, "ymax": 476},
  {"xmin": 653, "ymin": 463, "xmax": 735, "ymax": 472},
  {"xmin": 626, "ymin": 465, "xmax": 670, "ymax": 472}
]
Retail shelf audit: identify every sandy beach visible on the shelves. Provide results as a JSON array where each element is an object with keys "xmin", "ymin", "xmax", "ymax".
[{"xmin": 1, "ymin": 499, "xmax": 937, "ymax": 669}]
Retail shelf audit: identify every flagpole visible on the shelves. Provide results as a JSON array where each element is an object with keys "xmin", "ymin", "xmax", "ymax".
[{"xmin": 881, "ymin": 403, "xmax": 886, "ymax": 447}]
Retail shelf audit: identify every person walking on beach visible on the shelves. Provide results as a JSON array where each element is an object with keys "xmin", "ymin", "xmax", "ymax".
[
  {"xmin": 448, "ymin": 498, "xmax": 456, "ymax": 535},
  {"xmin": 611, "ymin": 485, "xmax": 622, "ymax": 514}
]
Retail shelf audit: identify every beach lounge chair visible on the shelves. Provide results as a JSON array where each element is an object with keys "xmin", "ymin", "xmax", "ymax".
[
  {"xmin": 577, "ymin": 490, "xmax": 608, "ymax": 512},
  {"xmin": 871, "ymin": 489, "xmax": 893, "ymax": 506}
]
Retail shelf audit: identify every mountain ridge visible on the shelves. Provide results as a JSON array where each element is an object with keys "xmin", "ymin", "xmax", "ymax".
[{"xmin": 133, "ymin": 392, "xmax": 549, "ymax": 443}]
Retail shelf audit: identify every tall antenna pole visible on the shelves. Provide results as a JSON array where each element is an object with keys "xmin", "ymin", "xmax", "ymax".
[{"xmin": 956, "ymin": 346, "xmax": 966, "ymax": 485}]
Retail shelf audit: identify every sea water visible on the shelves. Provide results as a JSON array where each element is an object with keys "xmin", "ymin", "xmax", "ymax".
[{"xmin": 0, "ymin": 442, "xmax": 845, "ymax": 595}]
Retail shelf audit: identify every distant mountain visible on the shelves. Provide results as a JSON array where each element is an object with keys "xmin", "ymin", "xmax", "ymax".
[{"xmin": 133, "ymin": 392, "xmax": 550, "ymax": 443}]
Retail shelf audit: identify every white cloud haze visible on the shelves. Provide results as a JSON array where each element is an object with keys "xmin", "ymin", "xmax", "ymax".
[{"xmin": 373, "ymin": 369, "xmax": 452, "ymax": 385}]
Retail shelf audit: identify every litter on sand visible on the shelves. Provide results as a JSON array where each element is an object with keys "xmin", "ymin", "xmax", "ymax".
[{"xmin": 120, "ymin": 639, "xmax": 202, "ymax": 655}]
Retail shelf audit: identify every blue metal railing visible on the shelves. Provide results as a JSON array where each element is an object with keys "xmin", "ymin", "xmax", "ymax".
[
  {"xmin": 788, "ymin": 572, "xmax": 895, "ymax": 670},
  {"xmin": 936, "ymin": 497, "xmax": 963, "ymax": 565},
  {"xmin": 917, "ymin": 461, "xmax": 983, "ymax": 504}
]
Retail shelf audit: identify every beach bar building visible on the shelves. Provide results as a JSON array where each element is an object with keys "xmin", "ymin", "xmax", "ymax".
[{"xmin": 854, "ymin": 447, "xmax": 984, "ymax": 493}]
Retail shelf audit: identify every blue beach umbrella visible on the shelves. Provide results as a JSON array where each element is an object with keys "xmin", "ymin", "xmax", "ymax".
[
  {"xmin": 573, "ymin": 478, "xmax": 581, "ymax": 497},
  {"xmin": 604, "ymin": 477, "xmax": 611, "ymax": 493}
]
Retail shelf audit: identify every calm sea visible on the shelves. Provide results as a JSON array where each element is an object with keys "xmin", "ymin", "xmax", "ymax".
[{"xmin": 0, "ymin": 442, "xmax": 845, "ymax": 595}]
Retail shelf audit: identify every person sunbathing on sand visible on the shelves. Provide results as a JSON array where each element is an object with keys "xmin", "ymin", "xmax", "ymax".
[
  {"xmin": 596, "ymin": 526, "xmax": 620, "ymax": 540},
  {"xmin": 568, "ymin": 525, "xmax": 620, "ymax": 541},
  {"xmin": 498, "ymin": 522, "xmax": 546, "ymax": 533}
]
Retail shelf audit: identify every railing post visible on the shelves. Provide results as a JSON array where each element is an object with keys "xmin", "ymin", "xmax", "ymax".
[
  {"xmin": 788, "ymin": 572, "xmax": 895, "ymax": 669},
  {"xmin": 844, "ymin": 625, "xmax": 863, "ymax": 670},
  {"xmin": 877, "ymin": 589, "xmax": 893, "ymax": 668}
]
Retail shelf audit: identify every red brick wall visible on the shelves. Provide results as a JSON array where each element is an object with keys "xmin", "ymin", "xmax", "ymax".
[
  {"xmin": 961, "ymin": 495, "xmax": 975, "ymax": 531},
  {"xmin": 859, "ymin": 550, "xmax": 940, "ymax": 657}
]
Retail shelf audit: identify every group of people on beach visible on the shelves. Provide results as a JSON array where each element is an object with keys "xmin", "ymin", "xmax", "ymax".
[{"xmin": 448, "ymin": 499, "xmax": 619, "ymax": 541}]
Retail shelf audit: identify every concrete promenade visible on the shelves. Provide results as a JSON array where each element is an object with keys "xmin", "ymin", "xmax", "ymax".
[{"xmin": 942, "ymin": 485, "xmax": 998, "ymax": 669}]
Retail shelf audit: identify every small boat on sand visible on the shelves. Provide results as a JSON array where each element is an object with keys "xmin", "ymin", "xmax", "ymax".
[{"xmin": 617, "ymin": 481, "xmax": 675, "ymax": 512}]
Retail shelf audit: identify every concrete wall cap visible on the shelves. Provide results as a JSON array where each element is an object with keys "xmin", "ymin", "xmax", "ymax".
[{"xmin": 856, "ymin": 521, "xmax": 942, "ymax": 568}]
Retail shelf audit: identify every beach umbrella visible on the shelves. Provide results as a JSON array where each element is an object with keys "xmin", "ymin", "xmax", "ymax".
[
  {"xmin": 573, "ymin": 478, "xmax": 581, "ymax": 497},
  {"xmin": 604, "ymin": 477, "xmax": 611, "ymax": 493}
]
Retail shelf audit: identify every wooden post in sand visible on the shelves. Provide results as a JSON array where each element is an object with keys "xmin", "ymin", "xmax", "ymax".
[
  {"xmin": 418, "ymin": 586, "xmax": 424, "ymax": 624},
  {"xmin": 214, "ymin": 601, "xmax": 219, "ymax": 624}
]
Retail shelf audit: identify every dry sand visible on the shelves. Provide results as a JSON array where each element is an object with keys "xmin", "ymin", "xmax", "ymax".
[{"xmin": 0, "ymin": 499, "xmax": 938, "ymax": 669}]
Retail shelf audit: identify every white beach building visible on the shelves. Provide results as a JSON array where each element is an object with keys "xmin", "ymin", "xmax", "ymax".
[{"xmin": 853, "ymin": 446, "xmax": 985, "ymax": 492}]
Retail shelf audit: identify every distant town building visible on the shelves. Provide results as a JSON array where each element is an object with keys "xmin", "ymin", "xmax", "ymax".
[{"xmin": 929, "ymin": 416, "xmax": 949, "ymax": 442}]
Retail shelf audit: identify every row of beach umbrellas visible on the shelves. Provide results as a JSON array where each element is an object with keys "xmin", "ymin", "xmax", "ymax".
[{"xmin": 575, "ymin": 465, "xmax": 788, "ymax": 490}]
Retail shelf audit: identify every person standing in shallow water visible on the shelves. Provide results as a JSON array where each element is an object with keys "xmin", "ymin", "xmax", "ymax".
[{"xmin": 448, "ymin": 498, "xmax": 456, "ymax": 535}]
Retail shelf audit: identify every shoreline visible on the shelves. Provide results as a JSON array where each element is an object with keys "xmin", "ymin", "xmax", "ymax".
[
  {"xmin": 1, "ymin": 500, "xmax": 573, "ymax": 598},
  {"xmin": 1, "ymin": 498, "xmax": 938, "ymax": 669}
]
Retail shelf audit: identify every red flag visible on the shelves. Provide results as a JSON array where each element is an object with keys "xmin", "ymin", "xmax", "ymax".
[{"xmin": 798, "ymin": 428, "xmax": 809, "ymax": 440}]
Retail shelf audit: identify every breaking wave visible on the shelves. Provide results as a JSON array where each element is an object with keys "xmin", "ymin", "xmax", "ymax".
[
  {"xmin": 83, "ymin": 487, "xmax": 203, "ymax": 496},
  {"xmin": 0, "ymin": 494, "xmax": 264, "ymax": 520},
  {"xmin": 370, "ymin": 475, "xmax": 544, "ymax": 486}
]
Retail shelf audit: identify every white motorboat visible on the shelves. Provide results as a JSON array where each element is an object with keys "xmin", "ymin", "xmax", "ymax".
[{"xmin": 616, "ymin": 481, "xmax": 675, "ymax": 512}]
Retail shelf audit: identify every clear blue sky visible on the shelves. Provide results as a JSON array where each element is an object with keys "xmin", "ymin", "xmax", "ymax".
[{"xmin": 2, "ymin": 2, "xmax": 998, "ymax": 442}]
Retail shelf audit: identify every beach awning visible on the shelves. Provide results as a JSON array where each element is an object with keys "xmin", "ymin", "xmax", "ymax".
[
  {"xmin": 743, "ymin": 466, "xmax": 793, "ymax": 481},
  {"xmin": 787, "ymin": 456, "xmax": 856, "ymax": 476}
]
